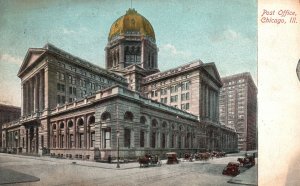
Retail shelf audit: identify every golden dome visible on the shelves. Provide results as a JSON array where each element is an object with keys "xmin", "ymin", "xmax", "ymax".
[{"xmin": 108, "ymin": 9, "xmax": 155, "ymax": 42}]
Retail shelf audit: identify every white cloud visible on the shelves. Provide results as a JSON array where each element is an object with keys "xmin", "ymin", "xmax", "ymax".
[
  {"xmin": 160, "ymin": 44, "xmax": 191, "ymax": 58},
  {"xmin": 0, "ymin": 53, "xmax": 22, "ymax": 65},
  {"xmin": 62, "ymin": 27, "xmax": 89, "ymax": 35},
  {"xmin": 211, "ymin": 29, "xmax": 252, "ymax": 43}
]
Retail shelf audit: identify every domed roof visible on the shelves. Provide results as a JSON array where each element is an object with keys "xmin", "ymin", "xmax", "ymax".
[{"xmin": 108, "ymin": 9, "xmax": 155, "ymax": 42}]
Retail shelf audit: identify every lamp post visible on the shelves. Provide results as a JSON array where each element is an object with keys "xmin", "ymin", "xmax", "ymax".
[{"xmin": 116, "ymin": 130, "xmax": 120, "ymax": 168}]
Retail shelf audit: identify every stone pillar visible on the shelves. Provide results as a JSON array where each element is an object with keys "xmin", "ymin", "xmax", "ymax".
[
  {"xmin": 87, "ymin": 124, "xmax": 90, "ymax": 149},
  {"xmin": 131, "ymin": 129, "xmax": 135, "ymax": 148},
  {"xmin": 35, "ymin": 127, "xmax": 39, "ymax": 153},
  {"xmin": 23, "ymin": 82, "xmax": 27, "ymax": 116},
  {"xmin": 84, "ymin": 116, "xmax": 87, "ymax": 149},
  {"xmin": 157, "ymin": 131, "xmax": 160, "ymax": 148},
  {"xmin": 31, "ymin": 79, "xmax": 34, "ymax": 113},
  {"xmin": 34, "ymin": 76, "xmax": 38, "ymax": 113},
  {"xmin": 145, "ymin": 130, "xmax": 150, "ymax": 148},
  {"xmin": 119, "ymin": 44, "xmax": 125, "ymax": 69},
  {"xmin": 28, "ymin": 80, "xmax": 31, "ymax": 114},
  {"xmin": 21, "ymin": 83, "xmax": 24, "ymax": 116},
  {"xmin": 141, "ymin": 40, "xmax": 145, "ymax": 68},
  {"xmin": 44, "ymin": 68, "xmax": 49, "ymax": 111},
  {"xmin": 166, "ymin": 133, "xmax": 170, "ymax": 148},
  {"xmin": 40, "ymin": 70, "xmax": 44, "ymax": 111},
  {"xmin": 26, "ymin": 129, "xmax": 29, "ymax": 153},
  {"xmin": 64, "ymin": 120, "xmax": 67, "ymax": 149}
]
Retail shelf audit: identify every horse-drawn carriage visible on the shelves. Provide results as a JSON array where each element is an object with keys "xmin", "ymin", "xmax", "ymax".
[
  {"xmin": 195, "ymin": 152, "xmax": 211, "ymax": 161},
  {"xmin": 222, "ymin": 162, "xmax": 240, "ymax": 176},
  {"xmin": 237, "ymin": 153, "xmax": 255, "ymax": 168},
  {"xmin": 166, "ymin": 152, "xmax": 179, "ymax": 164},
  {"xmin": 184, "ymin": 153, "xmax": 193, "ymax": 162},
  {"xmin": 138, "ymin": 154, "xmax": 162, "ymax": 168}
]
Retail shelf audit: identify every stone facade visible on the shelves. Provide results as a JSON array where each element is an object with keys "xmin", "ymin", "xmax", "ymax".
[
  {"xmin": 219, "ymin": 72, "xmax": 257, "ymax": 151},
  {"xmin": 0, "ymin": 104, "xmax": 21, "ymax": 148},
  {"xmin": 1, "ymin": 8, "xmax": 238, "ymax": 159}
]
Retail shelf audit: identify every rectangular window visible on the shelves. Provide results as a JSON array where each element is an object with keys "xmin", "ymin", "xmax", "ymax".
[
  {"xmin": 79, "ymin": 133, "xmax": 84, "ymax": 148},
  {"xmin": 160, "ymin": 88, "xmax": 167, "ymax": 95},
  {"xmin": 57, "ymin": 95, "xmax": 61, "ymax": 104},
  {"xmin": 69, "ymin": 87, "xmax": 73, "ymax": 94},
  {"xmin": 171, "ymin": 85, "xmax": 178, "ymax": 93},
  {"xmin": 105, "ymin": 129, "xmax": 111, "ymax": 148},
  {"xmin": 70, "ymin": 134, "xmax": 74, "ymax": 148},
  {"xmin": 140, "ymin": 131, "xmax": 144, "ymax": 148},
  {"xmin": 91, "ymin": 132, "xmax": 95, "ymax": 147},
  {"xmin": 73, "ymin": 87, "xmax": 76, "ymax": 95},
  {"xmin": 182, "ymin": 81, "xmax": 190, "ymax": 91},
  {"xmin": 61, "ymin": 96, "xmax": 65, "ymax": 104},
  {"xmin": 53, "ymin": 135, "xmax": 56, "ymax": 148},
  {"xmin": 61, "ymin": 135, "xmax": 64, "ymax": 148},
  {"xmin": 161, "ymin": 133, "xmax": 166, "ymax": 148},
  {"xmin": 124, "ymin": 128, "xmax": 131, "ymax": 148},
  {"xmin": 61, "ymin": 84, "xmax": 65, "ymax": 92},
  {"xmin": 68, "ymin": 75, "xmax": 72, "ymax": 84},
  {"xmin": 41, "ymin": 135, "xmax": 44, "ymax": 148},
  {"xmin": 57, "ymin": 83, "xmax": 60, "ymax": 91},
  {"xmin": 151, "ymin": 131, "xmax": 156, "ymax": 148}
]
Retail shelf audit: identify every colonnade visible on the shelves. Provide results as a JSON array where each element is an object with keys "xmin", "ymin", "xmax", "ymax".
[{"xmin": 22, "ymin": 69, "xmax": 45, "ymax": 116}]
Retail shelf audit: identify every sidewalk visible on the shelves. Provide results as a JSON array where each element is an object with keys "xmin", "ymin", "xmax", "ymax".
[
  {"xmin": 0, "ymin": 153, "xmax": 141, "ymax": 170},
  {"xmin": 228, "ymin": 163, "xmax": 258, "ymax": 186}
]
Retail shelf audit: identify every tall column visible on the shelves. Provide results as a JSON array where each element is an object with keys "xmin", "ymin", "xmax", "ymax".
[
  {"xmin": 119, "ymin": 44, "xmax": 125, "ymax": 68},
  {"xmin": 31, "ymin": 79, "xmax": 34, "ymax": 113},
  {"xmin": 146, "ymin": 130, "xmax": 150, "ymax": 148},
  {"xmin": 131, "ymin": 129, "xmax": 135, "ymax": 148},
  {"xmin": 23, "ymin": 82, "xmax": 27, "ymax": 116},
  {"xmin": 44, "ymin": 68, "xmax": 49, "ymax": 111},
  {"xmin": 40, "ymin": 70, "xmax": 44, "ymax": 110},
  {"xmin": 34, "ymin": 76, "xmax": 38, "ymax": 113},
  {"xmin": 157, "ymin": 131, "xmax": 160, "ymax": 148},
  {"xmin": 84, "ymin": 116, "xmax": 87, "ymax": 149},
  {"xmin": 28, "ymin": 80, "xmax": 31, "ymax": 114},
  {"xmin": 21, "ymin": 84, "xmax": 24, "ymax": 116}
]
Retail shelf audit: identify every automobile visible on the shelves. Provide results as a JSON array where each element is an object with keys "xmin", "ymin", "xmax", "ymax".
[
  {"xmin": 166, "ymin": 152, "xmax": 179, "ymax": 164},
  {"xmin": 222, "ymin": 162, "xmax": 240, "ymax": 176}
]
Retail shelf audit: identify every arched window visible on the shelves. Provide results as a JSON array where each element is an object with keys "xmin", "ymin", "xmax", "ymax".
[
  {"xmin": 67, "ymin": 120, "xmax": 73, "ymax": 128},
  {"xmin": 60, "ymin": 122, "xmax": 64, "ymax": 129},
  {"xmin": 101, "ymin": 112, "xmax": 111, "ymax": 121},
  {"xmin": 53, "ymin": 124, "xmax": 57, "ymax": 130},
  {"xmin": 162, "ymin": 121, "xmax": 167, "ymax": 128},
  {"xmin": 124, "ymin": 111, "xmax": 134, "ymax": 121},
  {"xmin": 77, "ymin": 118, "xmax": 84, "ymax": 126},
  {"xmin": 88, "ymin": 115, "xmax": 95, "ymax": 125},
  {"xmin": 151, "ymin": 119, "xmax": 158, "ymax": 128},
  {"xmin": 140, "ymin": 116, "xmax": 146, "ymax": 124}
]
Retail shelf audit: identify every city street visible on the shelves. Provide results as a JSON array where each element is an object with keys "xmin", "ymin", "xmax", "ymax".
[{"xmin": 0, "ymin": 153, "xmax": 257, "ymax": 186}]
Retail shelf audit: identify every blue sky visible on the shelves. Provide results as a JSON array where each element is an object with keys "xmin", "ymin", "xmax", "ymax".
[{"xmin": 0, "ymin": 0, "xmax": 257, "ymax": 106}]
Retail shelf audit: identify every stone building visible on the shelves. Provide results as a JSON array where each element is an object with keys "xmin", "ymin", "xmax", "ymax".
[
  {"xmin": 1, "ymin": 8, "xmax": 238, "ymax": 159},
  {"xmin": 219, "ymin": 72, "xmax": 257, "ymax": 151},
  {"xmin": 0, "ymin": 104, "xmax": 21, "ymax": 148}
]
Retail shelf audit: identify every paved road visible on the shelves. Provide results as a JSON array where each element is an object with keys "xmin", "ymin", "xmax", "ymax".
[{"xmin": 0, "ymin": 153, "xmax": 257, "ymax": 186}]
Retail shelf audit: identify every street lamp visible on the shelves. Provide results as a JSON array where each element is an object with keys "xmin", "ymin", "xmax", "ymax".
[{"xmin": 116, "ymin": 130, "xmax": 120, "ymax": 168}]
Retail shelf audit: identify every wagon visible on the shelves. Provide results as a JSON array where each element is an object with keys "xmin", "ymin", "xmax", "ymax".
[
  {"xmin": 138, "ymin": 154, "xmax": 162, "ymax": 168},
  {"xmin": 166, "ymin": 152, "xmax": 179, "ymax": 164},
  {"xmin": 222, "ymin": 162, "xmax": 240, "ymax": 176}
]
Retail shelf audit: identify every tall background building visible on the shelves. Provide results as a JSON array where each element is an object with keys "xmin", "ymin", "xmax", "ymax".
[{"xmin": 219, "ymin": 72, "xmax": 257, "ymax": 151}]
